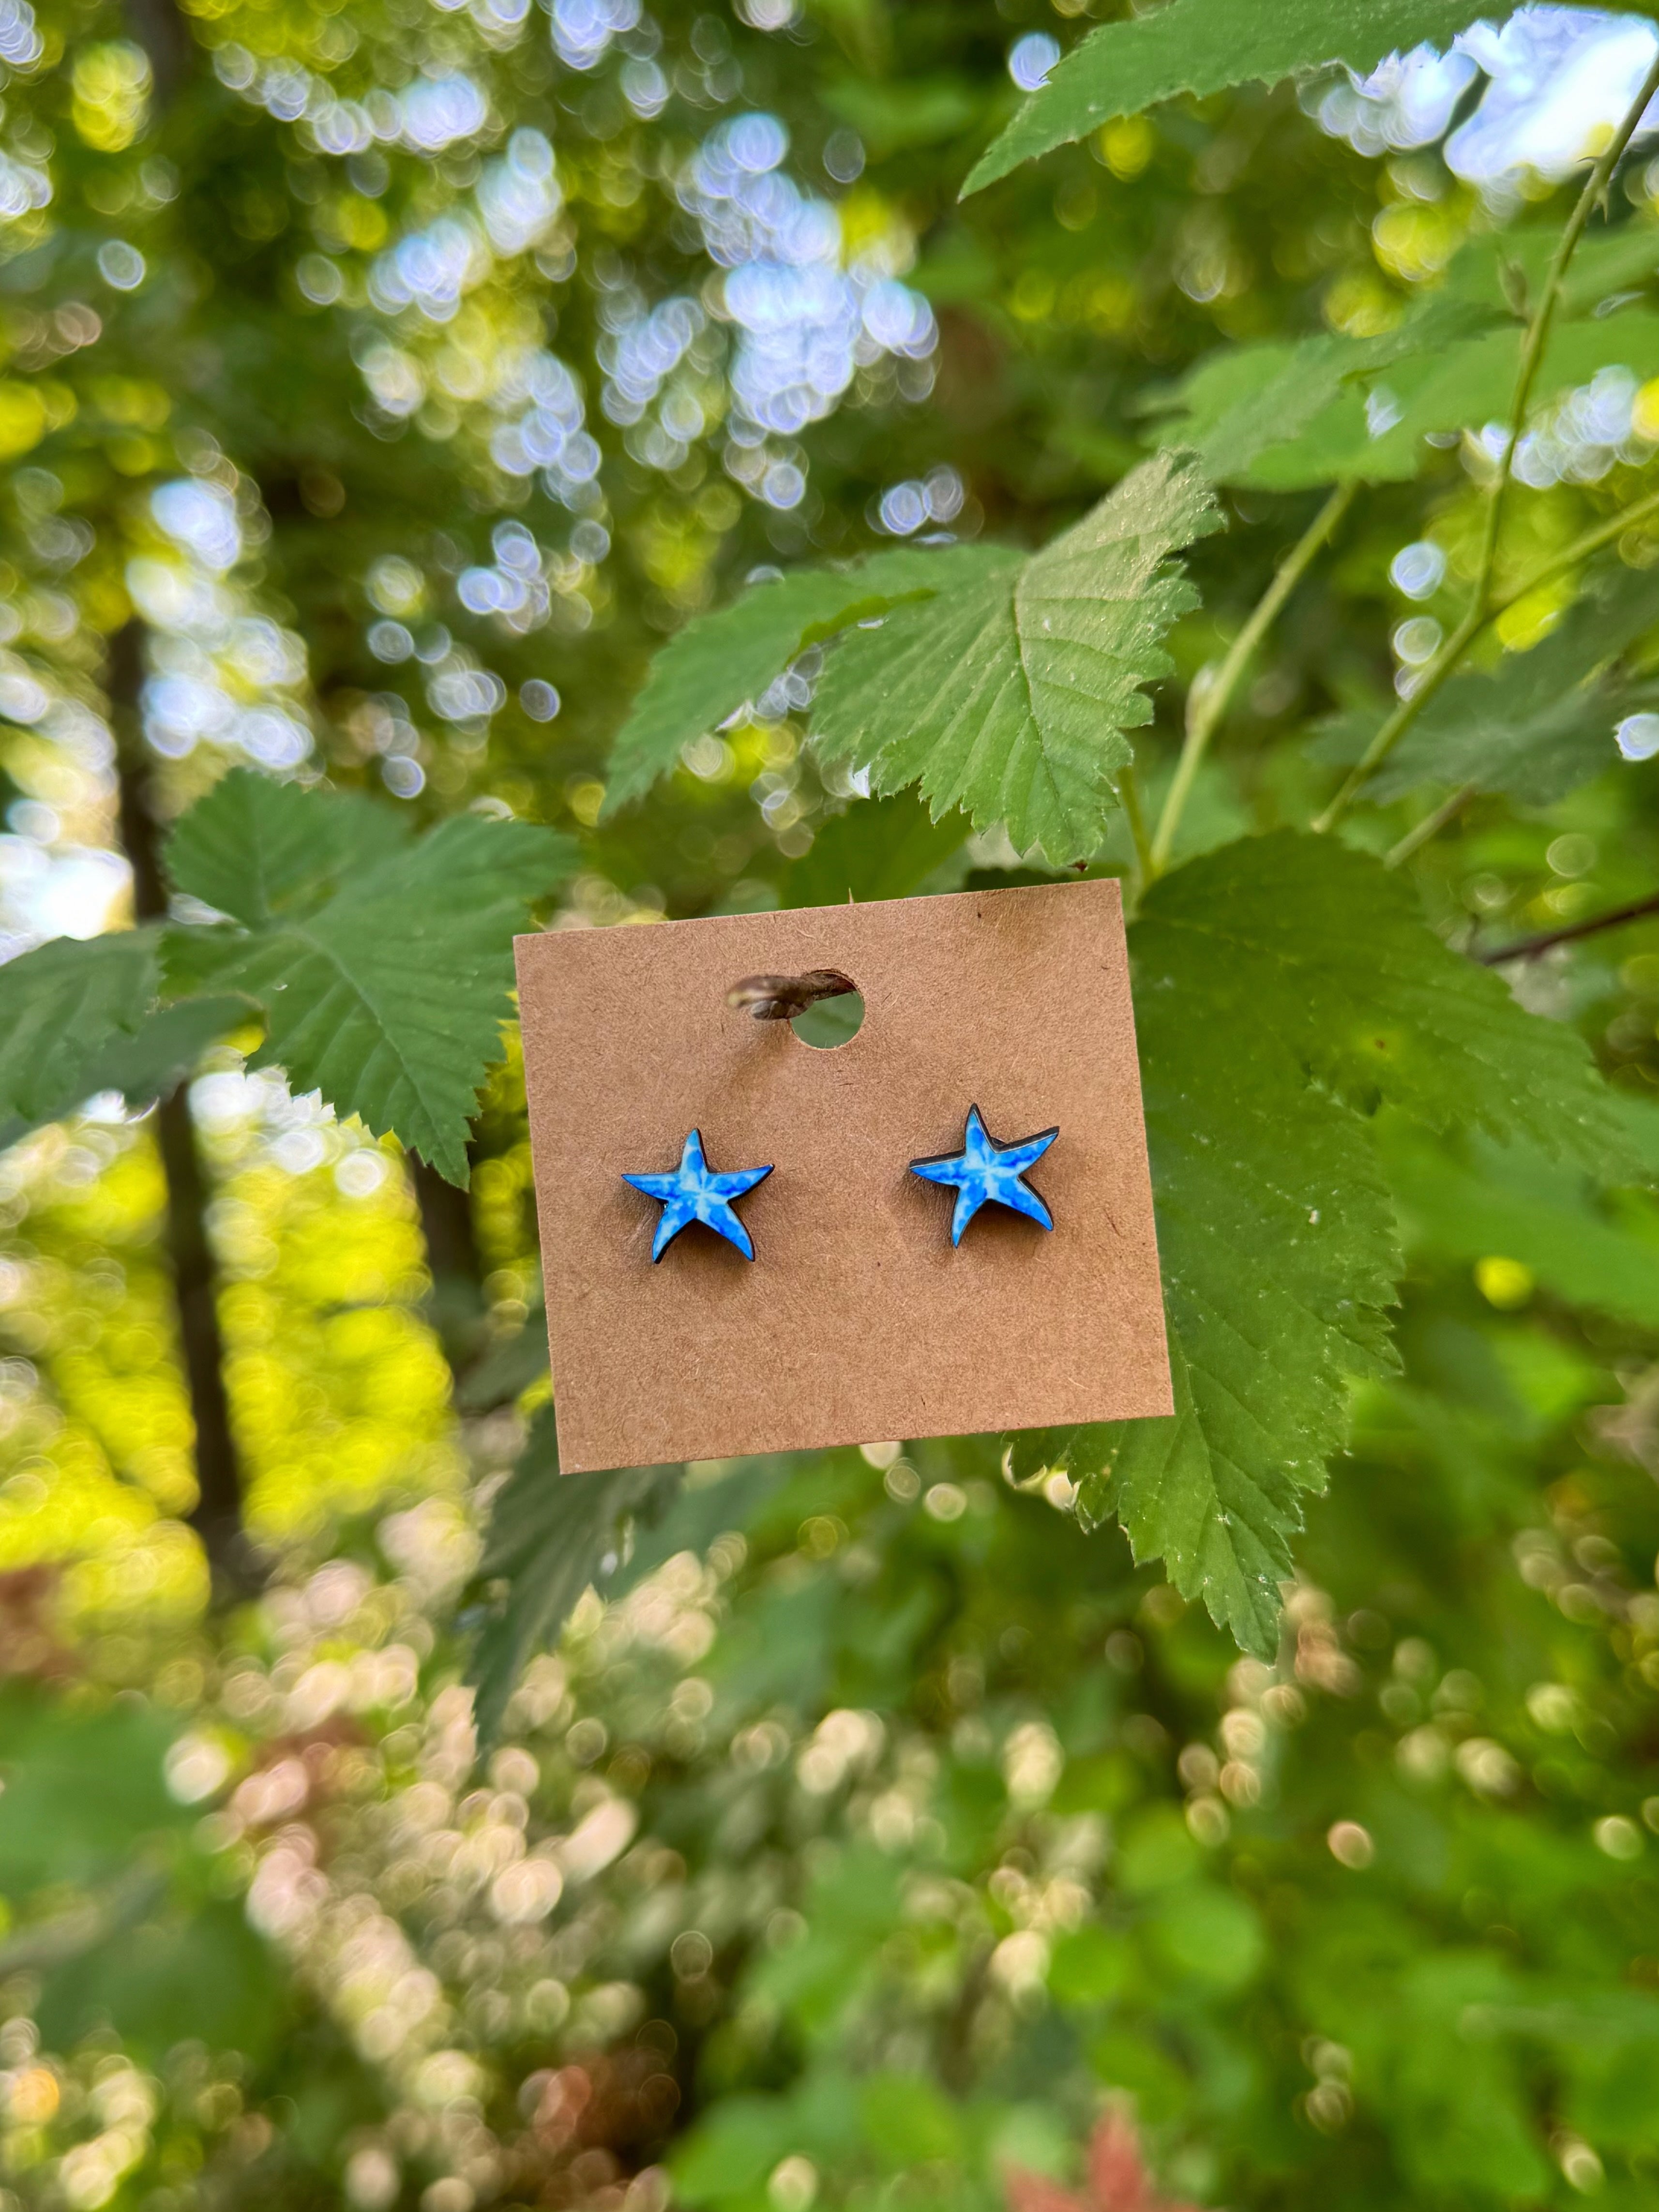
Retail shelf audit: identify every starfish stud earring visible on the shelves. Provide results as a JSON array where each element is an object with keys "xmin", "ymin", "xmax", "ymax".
[
  {"xmin": 623, "ymin": 1129, "xmax": 774, "ymax": 1262},
  {"xmin": 909, "ymin": 1106, "xmax": 1057, "ymax": 1246}
]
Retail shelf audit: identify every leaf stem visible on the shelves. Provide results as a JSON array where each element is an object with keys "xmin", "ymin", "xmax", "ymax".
[
  {"xmin": 1471, "ymin": 48, "xmax": 1659, "ymax": 616},
  {"xmin": 1150, "ymin": 482, "xmax": 1355, "ymax": 876},
  {"xmin": 1384, "ymin": 782, "xmax": 1477, "ymax": 869},
  {"xmin": 1316, "ymin": 57, "xmax": 1659, "ymax": 840},
  {"xmin": 1118, "ymin": 760, "xmax": 1155, "ymax": 900},
  {"xmin": 1313, "ymin": 482, "xmax": 1659, "ymax": 832}
]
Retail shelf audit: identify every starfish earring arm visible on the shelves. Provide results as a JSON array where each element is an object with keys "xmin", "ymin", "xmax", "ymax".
[
  {"xmin": 623, "ymin": 1129, "xmax": 773, "ymax": 1261},
  {"xmin": 909, "ymin": 1105, "xmax": 1058, "ymax": 1244}
]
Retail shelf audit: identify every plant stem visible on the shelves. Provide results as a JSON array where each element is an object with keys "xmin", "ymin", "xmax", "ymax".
[
  {"xmin": 1317, "ymin": 58, "xmax": 1659, "ymax": 840},
  {"xmin": 1314, "ymin": 482, "xmax": 1659, "ymax": 831},
  {"xmin": 1117, "ymin": 760, "xmax": 1154, "ymax": 900},
  {"xmin": 1470, "ymin": 48, "xmax": 1659, "ymax": 616},
  {"xmin": 108, "ymin": 621, "xmax": 251, "ymax": 1593},
  {"xmin": 1384, "ymin": 783, "xmax": 1477, "ymax": 869},
  {"xmin": 1150, "ymin": 481, "xmax": 1355, "ymax": 876},
  {"xmin": 1480, "ymin": 887, "xmax": 1659, "ymax": 966}
]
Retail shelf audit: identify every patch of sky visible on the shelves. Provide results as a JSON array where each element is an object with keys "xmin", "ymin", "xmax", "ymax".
[
  {"xmin": 550, "ymin": 0, "xmax": 640, "ymax": 71},
  {"xmin": 1315, "ymin": 7, "xmax": 1659, "ymax": 193},
  {"xmin": 0, "ymin": 0, "xmax": 41, "ymax": 65},
  {"xmin": 677, "ymin": 111, "xmax": 936, "ymax": 503},
  {"xmin": 477, "ymin": 130, "xmax": 562, "ymax": 256},
  {"xmin": 1007, "ymin": 32, "xmax": 1059, "ymax": 91},
  {"xmin": 0, "ymin": 151, "xmax": 50, "ymax": 221},
  {"xmin": 369, "ymin": 214, "xmax": 489, "ymax": 320},
  {"xmin": 875, "ymin": 467, "xmax": 965, "ymax": 536},
  {"xmin": 133, "ymin": 481, "xmax": 316, "ymax": 772}
]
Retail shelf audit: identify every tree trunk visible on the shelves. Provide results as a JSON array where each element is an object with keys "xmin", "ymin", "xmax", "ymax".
[{"xmin": 107, "ymin": 621, "xmax": 252, "ymax": 1591}]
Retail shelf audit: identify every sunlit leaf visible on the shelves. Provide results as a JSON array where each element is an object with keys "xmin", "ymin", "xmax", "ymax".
[
  {"xmin": 963, "ymin": 0, "xmax": 1506, "ymax": 193},
  {"xmin": 811, "ymin": 452, "xmax": 1220, "ymax": 861},
  {"xmin": 1009, "ymin": 831, "xmax": 1633, "ymax": 1651},
  {"xmin": 0, "ymin": 929, "xmax": 160, "ymax": 1148},
  {"xmin": 166, "ymin": 767, "xmax": 409, "ymax": 925},
  {"xmin": 602, "ymin": 547, "xmax": 964, "ymax": 815},
  {"xmin": 1156, "ymin": 309, "xmax": 1659, "ymax": 491},
  {"xmin": 165, "ymin": 776, "xmax": 575, "ymax": 1182}
]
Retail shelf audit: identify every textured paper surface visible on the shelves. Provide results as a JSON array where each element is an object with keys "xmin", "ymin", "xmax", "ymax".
[{"xmin": 515, "ymin": 879, "xmax": 1171, "ymax": 1472}]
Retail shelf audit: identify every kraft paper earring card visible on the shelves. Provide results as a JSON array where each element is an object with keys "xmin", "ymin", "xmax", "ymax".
[{"xmin": 514, "ymin": 878, "xmax": 1171, "ymax": 1473}]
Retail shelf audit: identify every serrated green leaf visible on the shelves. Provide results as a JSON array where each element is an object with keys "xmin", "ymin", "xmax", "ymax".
[
  {"xmin": 1355, "ymin": 310, "xmax": 1659, "ymax": 476},
  {"xmin": 1008, "ymin": 829, "xmax": 1632, "ymax": 1652},
  {"xmin": 811, "ymin": 453, "xmax": 1220, "ymax": 862},
  {"xmin": 79, "ymin": 994, "xmax": 252, "ymax": 1110},
  {"xmin": 963, "ymin": 0, "xmax": 1504, "ymax": 195},
  {"xmin": 1158, "ymin": 308, "xmax": 1659, "ymax": 491},
  {"xmin": 602, "ymin": 547, "xmax": 963, "ymax": 815},
  {"xmin": 1314, "ymin": 565, "xmax": 1659, "ymax": 806},
  {"xmin": 1011, "ymin": 882, "xmax": 1399, "ymax": 1650},
  {"xmin": 166, "ymin": 767, "xmax": 409, "ymax": 926},
  {"xmin": 0, "ymin": 930, "xmax": 160, "ymax": 1147},
  {"xmin": 164, "ymin": 779, "xmax": 575, "ymax": 1182},
  {"xmin": 777, "ymin": 791, "xmax": 970, "ymax": 909},
  {"xmin": 467, "ymin": 1408, "xmax": 680, "ymax": 1749},
  {"xmin": 1147, "ymin": 831, "xmax": 1632, "ymax": 1174},
  {"xmin": 1140, "ymin": 247, "xmax": 1517, "ymax": 487}
]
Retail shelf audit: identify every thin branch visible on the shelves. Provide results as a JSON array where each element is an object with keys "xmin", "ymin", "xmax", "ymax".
[
  {"xmin": 1471, "ymin": 47, "xmax": 1659, "ymax": 615},
  {"xmin": 1315, "ymin": 58, "xmax": 1659, "ymax": 839},
  {"xmin": 1150, "ymin": 482, "xmax": 1356, "ymax": 876},
  {"xmin": 1313, "ymin": 482, "xmax": 1659, "ymax": 831},
  {"xmin": 1480, "ymin": 888, "xmax": 1659, "ymax": 965},
  {"xmin": 1384, "ymin": 782, "xmax": 1478, "ymax": 869}
]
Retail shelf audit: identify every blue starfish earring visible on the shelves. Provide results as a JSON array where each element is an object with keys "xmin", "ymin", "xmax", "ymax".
[
  {"xmin": 909, "ymin": 1106, "xmax": 1058, "ymax": 1246},
  {"xmin": 623, "ymin": 1129, "xmax": 774, "ymax": 1262}
]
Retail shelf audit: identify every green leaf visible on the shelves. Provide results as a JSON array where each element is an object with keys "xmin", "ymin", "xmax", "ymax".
[
  {"xmin": 859, "ymin": 2075, "xmax": 962, "ymax": 2168},
  {"xmin": 1139, "ymin": 249, "xmax": 1517, "ymax": 487},
  {"xmin": 166, "ymin": 767, "xmax": 408, "ymax": 925},
  {"xmin": 1356, "ymin": 310, "xmax": 1659, "ymax": 476},
  {"xmin": 0, "ymin": 930, "xmax": 160, "ymax": 1147},
  {"xmin": 1008, "ymin": 830, "xmax": 1632, "ymax": 1652},
  {"xmin": 1145, "ymin": 830, "xmax": 1633, "ymax": 1174},
  {"xmin": 36, "ymin": 1896, "xmax": 286, "ymax": 2065},
  {"xmin": 601, "ymin": 547, "xmax": 962, "ymax": 815},
  {"xmin": 777, "ymin": 791, "xmax": 970, "ymax": 908},
  {"xmin": 811, "ymin": 453, "xmax": 1220, "ymax": 861},
  {"xmin": 1157, "ymin": 309, "xmax": 1659, "ymax": 491},
  {"xmin": 164, "ymin": 778, "xmax": 575, "ymax": 1182},
  {"xmin": 0, "ymin": 1689, "xmax": 190, "ymax": 1890},
  {"xmin": 1101, "ymin": 980, "xmax": 1396, "ymax": 1654},
  {"xmin": 467, "ymin": 1408, "xmax": 680, "ymax": 1750},
  {"xmin": 1385, "ymin": 1121, "xmax": 1659, "ymax": 1331},
  {"xmin": 963, "ymin": 0, "xmax": 1505, "ymax": 194},
  {"xmin": 1109, "ymin": 1331, "xmax": 1319, "ymax": 1659},
  {"xmin": 1010, "ymin": 861, "xmax": 1400, "ymax": 1653},
  {"xmin": 81, "ymin": 994, "xmax": 252, "ymax": 1109},
  {"xmin": 1315, "ymin": 565, "xmax": 1659, "ymax": 806}
]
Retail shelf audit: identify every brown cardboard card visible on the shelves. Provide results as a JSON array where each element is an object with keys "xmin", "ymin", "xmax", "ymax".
[{"xmin": 514, "ymin": 878, "xmax": 1171, "ymax": 1472}]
